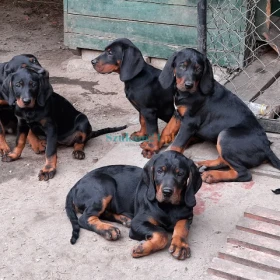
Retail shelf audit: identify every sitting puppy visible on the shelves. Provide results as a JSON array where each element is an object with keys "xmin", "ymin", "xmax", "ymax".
[
  {"xmin": 92, "ymin": 38, "xmax": 178, "ymax": 156},
  {"xmin": 1, "ymin": 67, "xmax": 127, "ymax": 181},
  {"xmin": 0, "ymin": 54, "xmax": 44, "ymax": 155},
  {"xmin": 153, "ymin": 48, "xmax": 280, "ymax": 183},
  {"xmin": 66, "ymin": 151, "xmax": 202, "ymax": 260}
]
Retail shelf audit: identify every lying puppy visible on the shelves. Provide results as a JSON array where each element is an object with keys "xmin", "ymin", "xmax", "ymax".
[
  {"xmin": 0, "ymin": 54, "xmax": 45, "ymax": 155},
  {"xmin": 66, "ymin": 151, "xmax": 202, "ymax": 260},
  {"xmin": 92, "ymin": 38, "xmax": 178, "ymax": 155},
  {"xmin": 1, "ymin": 67, "xmax": 126, "ymax": 181},
  {"xmin": 153, "ymin": 48, "xmax": 280, "ymax": 183}
]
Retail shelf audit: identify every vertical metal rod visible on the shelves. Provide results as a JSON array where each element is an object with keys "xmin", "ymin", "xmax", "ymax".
[{"xmin": 197, "ymin": 0, "xmax": 207, "ymax": 55}]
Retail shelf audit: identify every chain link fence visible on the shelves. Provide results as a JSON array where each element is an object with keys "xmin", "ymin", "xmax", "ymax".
[{"xmin": 205, "ymin": 0, "xmax": 280, "ymax": 120}]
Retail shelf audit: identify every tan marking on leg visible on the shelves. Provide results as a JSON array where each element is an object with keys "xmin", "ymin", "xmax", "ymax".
[
  {"xmin": 0, "ymin": 121, "xmax": 10, "ymax": 155},
  {"xmin": 196, "ymin": 156, "xmax": 226, "ymax": 168},
  {"xmin": 2, "ymin": 133, "xmax": 27, "ymax": 161},
  {"xmin": 27, "ymin": 130, "xmax": 46, "ymax": 154},
  {"xmin": 0, "ymin": 100, "xmax": 8, "ymax": 105},
  {"xmin": 201, "ymin": 140, "xmax": 239, "ymax": 183},
  {"xmin": 159, "ymin": 115, "xmax": 181, "ymax": 148},
  {"xmin": 169, "ymin": 219, "xmax": 191, "ymax": 260},
  {"xmin": 87, "ymin": 196, "xmax": 121, "ymax": 240},
  {"xmin": 132, "ymin": 232, "xmax": 168, "ymax": 258},
  {"xmin": 130, "ymin": 114, "xmax": 147, "ymax": 141}
]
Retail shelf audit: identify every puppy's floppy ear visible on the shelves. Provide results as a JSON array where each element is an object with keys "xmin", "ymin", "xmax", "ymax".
[
  {"xmin": 200, "ymin": 56, "xmax": 214, "ymax": 95},
  {"xmin": 184, "ymin": 161, "xmax": 202, "ymax": 208},
  {"xmin": 3, "ymin": 62, "xmax": 13, "ymax": 79},
  {"xmin": 37, "ymin": 69, "xmax": 53, "ymax": 107},
  {"xmin": 1, "ymin": 74, "xmax": 16, "ymax": 106},
  {"xmin": 119, "ymin": 45, "xmax": 145, "ymax": 82},
  {"xmin": 158, "ymin": 51, "xmax": 178, "ymax": 89},
  {"xmin": 142, "ymin": 154, "xmax": 160, "ymax": 201}
]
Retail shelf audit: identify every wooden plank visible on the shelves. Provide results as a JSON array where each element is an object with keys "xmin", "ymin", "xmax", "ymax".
[
  {"xmin": 66, "ymin": 14, "xmax": 244, "ymax": 48},
  {"xmin": 68, "ymin": 0, "xmax": 198, "ymax": 26},
  {"xmin": 227, "ymin": 230, "xmax": 280, "ymax": 257},
  {"xmin": 64, "ymin": 32, "xmax": 246, "ymax": 65},
  {"xmin": 236, "ymin": 217, "xmax": 280, "ymax": 240},
  {"xmin": 64, "ymin": 33, "xmax": 184, "ymax": 58},
  {"xmin": 66, "ymin": 14, "xmax": 197, "ymax": 46},
  {"xmin": 225, "ymin": 51, "xmax": 280, "ymax": 102},
  {"xmin": 208, "ymin": 257, "xmax": 280, "ymax": 280},
  {"xmin": 130, "ymin": 0, "xmax": 195, "ymax": 5},
  {"xmin": 218, "ymin": 244, "xmax": 280, "ymax": 275},
  {"xmin": 244, "ymin": 206, "xmax": 280, "ymax": 226},
  {"xmin": 255, "ymin": 75, "xmax": 280, "ymax": 104},
  {"xmin": 257, "ymin": 118, "xmax": 280, "ymax": 134}
]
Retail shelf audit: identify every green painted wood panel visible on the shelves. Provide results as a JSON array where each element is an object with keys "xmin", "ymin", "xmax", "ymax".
[
  {"xmin": 131, "ymin": 0, "xmax": 196, "ymax": 6},
  {"xmin": 66, "ymin": 14, "xmax": 197, "ymax": 47},
  {"xmin": 68, "ymin": 0, "xmax": 197, "ymax": 26},
  {"xmin": 64, "ymin": 0, "xmax": 252, "ymax": 68},
  {"xmin": 67, "ymin": 0, "xmax": 247, "ymax": 31}
]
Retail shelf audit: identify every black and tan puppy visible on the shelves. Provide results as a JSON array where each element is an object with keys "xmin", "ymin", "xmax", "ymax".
[
  {"xmin": 92, "ymin": 38, "xmax": 178, "ymax": 155},
  {"xmin": 0, "ymin": 54, "xmax": 44, "ymax": 155},
  {"xmin": 66, "ymin": 151, "xmax": 202, "ymax": 260},
  {"xmin": 1, "ymin": 67, "xmax": 126, "ymax": 181},
  {"xmin": 150, "ymin": 48, "xmax": 280, "ymax": 183}
]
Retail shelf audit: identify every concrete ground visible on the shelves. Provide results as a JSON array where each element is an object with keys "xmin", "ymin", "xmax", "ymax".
[{"xmin": 0, "ymin": 1, "xmax": 279, "ymax": 279}]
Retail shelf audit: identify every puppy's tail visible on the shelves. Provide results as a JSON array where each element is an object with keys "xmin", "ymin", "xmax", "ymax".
[
  {"xmin": 266, "ymin": 147, "xmax": 280, "ymax": 170},
  {"xmin": 65, "ymin": 190, "xmax": 80, "ymax": 245},
  {"xmin": 89, "ymin": 125, "xmax": 127, "ymax": 139}
]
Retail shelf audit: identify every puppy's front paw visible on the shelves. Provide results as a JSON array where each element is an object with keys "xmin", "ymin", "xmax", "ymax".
[
  {"xmin": 201, "ymin": 171, "xmax": 216, "ymax": 183},
  {"xmin": 102, "ymin": 226, "xmax": 121, "ymax": 241},
  {"xmin": 2, "ymin": 152, "xmax": 20, "ymax": 162},
  {"xmin": 131, "ymin": 241, "xmax": 147, "ymax": 258},
  {"xmin": 169, "ymin": 237, "xmax": 191, "ymax": 260},
  {"xmin": 72, "ymin": 150, "xmax": 85, "ymax": 160},
  {"xmin": 0, "ymin": 142, "xmax": 11, "ymax": 156},
  {"xmin": 38, "ymin": 167, "xmax": 56, "ymax": 181}
]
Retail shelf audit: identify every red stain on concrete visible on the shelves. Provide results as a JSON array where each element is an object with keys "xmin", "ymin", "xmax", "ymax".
[
  {"xmin": 194, "ymin": 193, "xmax": 205, "ymax": 215},
  {"xmin": 194, "ymin": 181, "xmax": 255, "ymax": 215},
  {"xmin": 242, "ymin": 181, "xmax": 255, "ymax": 189}
]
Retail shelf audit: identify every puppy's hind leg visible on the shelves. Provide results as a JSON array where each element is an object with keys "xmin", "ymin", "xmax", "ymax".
[{"xmin": 78, "ymin": 195, "xmax": 121, "ymax": 241}]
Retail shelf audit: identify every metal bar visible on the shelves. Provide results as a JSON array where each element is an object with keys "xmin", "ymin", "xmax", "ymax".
[{"xmin": 197, "ymin": 0, "xmax": 207, "ymax": 55}]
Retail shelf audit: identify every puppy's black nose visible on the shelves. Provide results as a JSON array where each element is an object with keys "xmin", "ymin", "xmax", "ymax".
[
  {"xmin": 162, "ymin": 188, "xmax": 173, "ymax": 197},
  {"xmin": 91, "ymin": 59, "xmax": 97, "ymax": 65},
  {"xmin": 185, "ymin": 81, "xmax": 194, "ymax": 89},
  {"xmin": 22, "ymin": 98, "xmax": 31, "ymax": 105}
]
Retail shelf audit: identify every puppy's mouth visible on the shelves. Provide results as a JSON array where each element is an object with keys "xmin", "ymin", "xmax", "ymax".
[
  {"xmin": 16, "ymin": 98, "xmax": 36, "ymax": 109},
  {"xmin": 92, "ymin": 63, "xmax": 119, "ymax": 74}
]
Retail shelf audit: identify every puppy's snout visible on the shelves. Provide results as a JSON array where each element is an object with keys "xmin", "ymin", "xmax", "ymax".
[
  {"xmin": 22, "ymin": 98, "xmax": 31, "ymax": 105},
  {"xmin": 162, "ymin": 187, "xmax": 173, "ymax": 197},
  {"xmin": 91, "ymin": 59, "xmax": 97, "ymax": 66},
  {"xmin": 184, "ymin": 81, "xmax": 194, "ymax": 89}
]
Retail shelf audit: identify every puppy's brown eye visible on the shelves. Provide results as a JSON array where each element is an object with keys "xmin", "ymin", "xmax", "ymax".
[
  {"xmin": 107, "ymin": 50, "xmax": 113, "ymax": 55},
  {"xmin": 157, "ymin": 169, "xmax": 163, "ymax": 174},
  {"xmin": 177, "ymin": 172, "xmax": 184, "ymax": 176},
  {"xmin": 32, "ymin": 59, "xmax": 38, "ymax": 64},
  {"xmin": 15, "ymin": 82, "xmax": 21, "ymax": 87},
  {"xmin": 180, "ymin": 64, "xmax": 186, "ymax": 70}
]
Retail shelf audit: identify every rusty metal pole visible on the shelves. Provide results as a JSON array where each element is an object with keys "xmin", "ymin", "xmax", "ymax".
[{"xmin": 197, "ymin": 0, "xmax": 207, "ymax": 55}]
